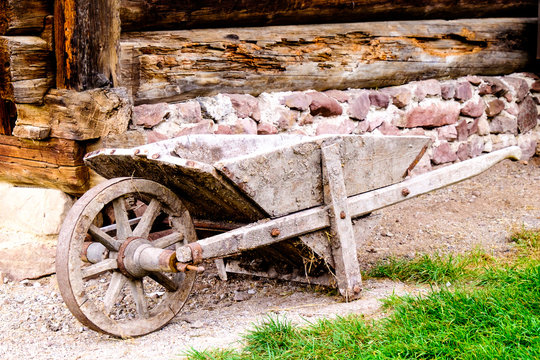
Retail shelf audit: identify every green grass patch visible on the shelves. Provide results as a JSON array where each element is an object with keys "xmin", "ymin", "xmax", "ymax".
[
  {"xmin": 186, "ymin": 230, "xmax": 540, "ymax": 360},
  {"xmin": 366, "ymin": 251, "xmax": 494, "ymax": 285}
]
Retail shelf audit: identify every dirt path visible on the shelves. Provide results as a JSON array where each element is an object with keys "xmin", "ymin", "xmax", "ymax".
[{"xmin": 0, "ymin": 158, "xmax": 538, "ymax": 359}]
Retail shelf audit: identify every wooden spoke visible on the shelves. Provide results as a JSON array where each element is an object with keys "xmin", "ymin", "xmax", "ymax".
[
  {"xmin": 153, "ymin": 232, "xmax": 184, "ymax": 249},
  {"xmin": 113, "ymin": 198, "xmax": 132, "ymax": 240},
  {"xmin": 103, "ymin": 272, "xmax": 128, "ymax": 315},
  {"xmin": 148, "ymin": 272, "xmax": 179, "ymax": 292},
  {"xmin": 100, "ymin": 217, "xmax": 141, "ymax": 234},
  {"xmin": 133, "ymin": 199, "xmax": 161, "ymax": 238},
  {"xmin": 89, "ymin": 224, "xmax": 122, "ymax": 251},
  {"xmin": 81, "ymin": 259, "xmax": 118, "ymax": 279},
  {"xmin": 129, "ymin": 280, "xmax": 149, "ymax": 318}
]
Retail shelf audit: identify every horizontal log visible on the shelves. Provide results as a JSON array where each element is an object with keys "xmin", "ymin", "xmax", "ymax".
[
  {"xmin": 0, "ymin": 0, "xmax": 52, "ymax": 35},
  {"xmin": 0, "ymin": 35, "xmax": 54, "ymax": 103},
  {"xmin": 14, "ymin": 87, "xmax": 132, "ymax": 141},
  {"xmin": 119, "ymin": 18, "xmax": 536, "ymax": 104},
  {"xmin": 0, "ymin": 134, "xmax": 89, "ymax": 194},
  {"xmin": 119, "ymin": 0, "xmax": 536, "ymax": 32}
]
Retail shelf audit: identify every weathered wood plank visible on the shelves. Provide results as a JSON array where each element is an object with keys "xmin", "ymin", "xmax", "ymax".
[
  {"xmin": 119, "ymin": 18, "xmax": 536, "ymax": 104},
  {"xmin": 321, "ymin": 141, "xmax": 362, "ymax": 299},
  {"xmin": 0, "ymin": 156, "xmax": 89, "ymax": 194},
  {"xmin": 0, "ymin": 35, "xmax": 54, "ymax": 103},
  {"xmin": 0, "ymin": 134, "xmax": 85, "ymax": 166},
  {"xmin": 119, "ymin": 0, "xmax": 536, "ymax": 32},
  {"xmin": 0, "ymin": 99, "xmax": 16, "ymax": 135},
  {"xmin": 55, "ymin": 0, "xmax": 120, "ymax": 90},
  {"xmin": 0, "ymin": 0, "xmax": 52, "ymax": 35},
  {"xmin": 14, "ymin": 87, "xmax": 131, "ymax": 141}
]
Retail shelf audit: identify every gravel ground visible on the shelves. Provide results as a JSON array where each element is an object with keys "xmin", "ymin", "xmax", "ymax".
[{"xmin": 0, "ymin": 157, "xmax": 538, "ymax": 359}]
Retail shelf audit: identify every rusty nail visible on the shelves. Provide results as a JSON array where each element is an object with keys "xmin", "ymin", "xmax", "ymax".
[
  {"xmin": 401, "ymin": 188, "xmax": 410, "ymax": 197},
  {"xmin": 271, "ymin": 228, "xmax": 280, "ymax": 237},
  {"xmin": 151, "ymin": 153, "xmax": 160, "ymax": 159},
  {"xmin": 353, "ymin": 285, "xmax": 361, "ymax": 294},
  {"xmin": 340, "ymin": 211, "xmax": 346, "ymax": 219}
]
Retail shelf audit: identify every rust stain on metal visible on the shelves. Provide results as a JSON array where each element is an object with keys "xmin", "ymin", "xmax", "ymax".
[
  {"xmin": 134, "ymin": 149, "xmax": 140, "ymax": 155},
  {"xmin": 353, "ymin": 285, "xmax": 361, "ymax": 294},
  {"xmin": 186, "ymin": 242, "xmax": 203, "ymax": 264},
  {"xmin": 151, "ymin": 153, "xmax": 160, "ymax": 159},
  {"xmin": 158, "ymin": 250, "xmax": 177, "ymax": 272},
  {"xmin": 401, "ymin": 188, "xmax": 410, "ymax": 197},
  {"xmin": 271, "ymin": 228, "xmax": 280, "ymax": 237},
  {"xmin": 340, "ymin": 211, "xmax": 346, "ymax": 219}
]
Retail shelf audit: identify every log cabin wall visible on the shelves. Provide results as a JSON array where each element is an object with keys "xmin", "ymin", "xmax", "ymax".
[{"xmin": 0, "ymin": 0, "xmax": 538, "ymax": 195}]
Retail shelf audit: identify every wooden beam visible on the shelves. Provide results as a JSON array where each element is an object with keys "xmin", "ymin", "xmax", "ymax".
[
  {"xmin": 0, "ymin": 134, "xmax": 89, "ymax": 194},
  {"xmin": 119, "ymin": 17, "xmax": 536, "ymax": 104},
  {"xmin": 54, "ymin": 0, "xmax": 120, "ymax": 90},
  {"xmin": 14, "ymin": 88, "xmax": 132, "ymax": 141},
  {"xmin": 0, "ymin": 35, "xmax": 54, "ymax": 104},
  {"xmin": 0, "ymin": 0, "xmax": 52, "ymax": 35},
  {"xmin": 0, "ymin": 100, "xmax": 16, "ymax": 135},
  {"xmin": 119, "ymin": 0, "xmax": 536, "ymax": 32}
]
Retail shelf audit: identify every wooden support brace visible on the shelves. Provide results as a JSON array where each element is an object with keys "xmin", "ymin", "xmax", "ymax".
[{"xmin": 321, "ymin": 141, "xmax": 362, "ymax": 300}]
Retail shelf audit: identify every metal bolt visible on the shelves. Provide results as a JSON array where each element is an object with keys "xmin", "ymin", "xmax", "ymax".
[
  {"xmin": 110, "ymin": 150, "xmax": 115, "ymax": 154},
  {"xmin": 401, "ymin": 188, "xmax": 410, "ymax": 197},
  {"xmin": 271, "ymin": 228, "xmax": 280, "ymax": 237},
  {"xmin": 151, "ymin": 153, "xmax": 160, "ymax": 159},
  {"xmin": 340, "ymin": 211, "xmax": 346, "ymax": 219},
  {"xmin": 353, "ymin": 285, "xmax": 362, "ymax": 294},
  {"xmin": 134, "ymin": 149, "xmax": 140, "ymax": 155}
]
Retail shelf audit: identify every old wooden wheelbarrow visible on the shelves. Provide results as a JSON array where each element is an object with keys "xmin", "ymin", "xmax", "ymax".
[{"xmin": 56, "ymin": 134, "xmax": 521, "ymax": 337}]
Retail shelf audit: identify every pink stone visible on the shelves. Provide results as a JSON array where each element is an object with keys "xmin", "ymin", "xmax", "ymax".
[
  {"xmin": 460, "ymin": 99, "xmax": 485, "ymax": 118},
  {"xmin": 436, "ymin": 125, "xmax": 458, "ymax": 141},
  {"xmin": 257, "ymin": 122, "xmax": 278, "ymax": 135},
  {"xmin": 531, "ymin": 80, "xmax": 540, "ymax": 93},
  {"xmin": 490, "ymin": 115, "xmax": 518, "ymax": 135},
  {"xmin": 316, "ymin": 119, "xmax": 356, "ymax": 135},
  {"xmin": 479, "ymin": 77, "xmax": 508, "ymax": 96},
  {"xmin": 503, "ymin": 77, "xmax": 529, "ymax": 103},
  {"xmin": 133, "ymin": 103, "xmax": 170, "ymax": 128},
  {"xmin": 176, "ymin": 120, "xmax": 214, "ymax": 136},
  {"xmin": 355, "ymin": 120, "xmax": 370, "ymax": 134},
  {"xmin": 456, "ymin": 119, "xmax": 469, "ymax": 141},
  {"xmin": 399, "ymin": 102, "xmax": 460, "ymax": 128},
  {"xmin": 348, "ymin": 92, "xmax": 370, "ymax": 120},
  {"xmin": 146, "ymin": 130, "xmax": 169, "ymax": 143},
  {"xmin": 414, "ymin": 79, "xmax": 441, "ymax": 101},
  {"xmin": 368, "ymin": 91, "xmax": 390, "ymax": 109},
  {"xmin": 170, "ymin": 101, "xmax": 202, "ymax": 123},
  {"xmin": 465, "ymin": 75, "xmax": 482, "ymax": 86},
  {"xmin": 277, "ymin": 108, "xmax": 297, "ymax": 130},
  {"xmin": 518, "ymin": 137, "xmax": 538, "ymax": 161},
  {"xmin": 468, "ymin": 136, "xmax": 484, "ymax": 157},
  {"xmin": 378, "ymin": 122, "xmax": 400, "ymax": 135},
  {"xmin": 517, "ymin": 96, "xmax": 538, "ymax": 133},
  {"xmin": 457, "ymin": 142, "xmax": 470, "ymax": 161},
  {"xmin": 225, "ymin": 94, "xmax": 260, "ymax": 119},
  {"xmin": 282, "ymin": 93, "xmax": 312, "ymax": 111},
  {"xmin": 233, "ymin": 118, "xmax": 258, "ymax": 134},
  {"xmin": 308, "ymin": 92, "xmax": 343, "ymax": 117},
  {"xmin": 367, "ymin": 115, "xmax": 385, "ymax": 132},
  {"xmin": 298, "ymin": 112, "xmax": 314, "ymax": 126},
  {"xmin": 432, "ymin": 141, "xmax": 458, "ymax": 165},
  {"xmin": 486, "ymin": 99, "xmax": 505, "ymax": 117},
  {"xmin": 324, "ymin": 90, "xmax": 350, "ymax": 103},
  {"xmin": 215, "ymin": 124, "xmax": 233, "ymax": 134},
  {"xmin": 454, "ymin": 82, "xmax": 472, "ymax": 102},
  {"xmin": 506, "ymin": 103, "xmax": 519, "ymax": 116},
  {"xmin": 441, "ymin": 83, "xmax": 456, "ymax": 100},
  {"xmin": 383, "ymin": 87, "xmax": 412, "ymax": 108},
  {"xmin": 468, "ymin": 117, "xmax": 479, "ymax": 136}
]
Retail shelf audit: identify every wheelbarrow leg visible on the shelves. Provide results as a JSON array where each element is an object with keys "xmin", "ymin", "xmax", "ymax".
[{"xmin": 321, "ymin": 142, "xmax": 362, "ymax": 300}]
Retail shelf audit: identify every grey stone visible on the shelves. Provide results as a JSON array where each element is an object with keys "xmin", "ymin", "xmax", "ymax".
[{"xmin": 490, "ymin": 115, "xmax": 518, "ymax": 135}]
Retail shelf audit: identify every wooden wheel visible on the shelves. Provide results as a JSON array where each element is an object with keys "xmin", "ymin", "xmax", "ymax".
[{"xmin": 56, "ymin": 178, "xmax": 197, "ymax": 337}]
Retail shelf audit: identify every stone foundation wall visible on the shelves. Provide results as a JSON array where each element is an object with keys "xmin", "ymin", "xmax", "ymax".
[{"xmin": 128, "ymin": 73, "xmax": 540, "ymax": 172}]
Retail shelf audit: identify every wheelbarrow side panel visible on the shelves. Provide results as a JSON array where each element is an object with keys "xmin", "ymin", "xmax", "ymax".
[
  {"xmin": 214, "ymin": 135, "xmax": 430, "ymax": 217},
  {"xmin": 84, "ymin": 151, "xmax": 267, "ymax": 222}
]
